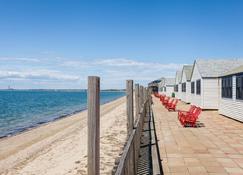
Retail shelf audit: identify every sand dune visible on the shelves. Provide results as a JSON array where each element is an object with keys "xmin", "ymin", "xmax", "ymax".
[{"xmin": 0, "ymin": 97, "xmax": 127, "ymax": 175}]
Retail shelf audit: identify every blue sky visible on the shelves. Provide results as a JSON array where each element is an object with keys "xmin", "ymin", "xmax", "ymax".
[{"xmin": 1, "ymin": 0, "xmax": 243, "ymax": 89}]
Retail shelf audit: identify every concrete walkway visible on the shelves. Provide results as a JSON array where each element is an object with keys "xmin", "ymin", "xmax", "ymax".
[{"xmin": 152, "ymin": 96, "xmax": 243, "ymax": 175}]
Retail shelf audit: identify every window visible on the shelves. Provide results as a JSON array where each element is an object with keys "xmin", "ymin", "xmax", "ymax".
[
  {"xmin": 182, "ymin": 83, "xmax": 186, "ymax": 92},
  {"xmin": 236, "ymin": 74, "xmax": 243, "ymax": 100},
  {"xmin": 174, "ymin": 85, "xmax": 178, "ymax": 92},
  {"xmin": 164, "ymin": 87, "xmax": 166, "ymax": 92},
  {"xmin": 222, "ymin": 76, "xmax": 232, "ymax": 98},
  {"xmin": 196, "ymin": 80, "xmax": 201, "ymax": 95},
  {"xmin": 191, "ymin": 82, "xmax": 195, "ymax": 94}
]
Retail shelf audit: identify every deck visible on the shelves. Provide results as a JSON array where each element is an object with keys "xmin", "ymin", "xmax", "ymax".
[{"xmin": 152, "ymin": 96, "xmax": 243, "ymax": 175}]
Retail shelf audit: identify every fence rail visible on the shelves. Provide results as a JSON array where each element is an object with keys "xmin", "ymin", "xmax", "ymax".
[
  {"xmin": 115, "ymin": 99, "xmax": 150, "ymax": 175},
  {"xmin": 87, "ymin": 76, "xmax": 151, "ymax": 175}
]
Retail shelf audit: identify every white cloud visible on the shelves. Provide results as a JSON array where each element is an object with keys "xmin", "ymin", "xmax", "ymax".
[
  {"xmin": 0, "ymin": 56, "xmax": 184, "ymax": 88},
  {"xmin": 0, "ymin": 57, "xmax": 40, "ymax": 62},
  {"xmin": 0, "ymin": 70, "xmax": 79, "ymax": 81}
]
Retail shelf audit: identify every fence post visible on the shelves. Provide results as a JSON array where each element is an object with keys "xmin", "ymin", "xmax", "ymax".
[
  {"xmin": 126, "ymin": 80, "xmax": 134, "ymax": 136},
  {"xmin": 135, "ymin": 84, "xmax": 139, "ymax": 120},
  {"xmin": 143, "ymin": 87, "xmax": 147, "ymax": 102},
  {"xmin": 88, "ymin": 76, "xmax": 100, "ymax": 175},
  {"xmin": 139, "ymin": 86, "xmax": 144, "ymax": 112}
]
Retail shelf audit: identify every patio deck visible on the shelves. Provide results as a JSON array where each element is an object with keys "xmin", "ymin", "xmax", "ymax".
[{"xmin": 152, "ymin": 96, "xmax": 243, "ymax": 175}]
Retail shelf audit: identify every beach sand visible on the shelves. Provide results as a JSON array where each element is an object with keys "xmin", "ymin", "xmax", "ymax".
[{"xmin": 0, "ymin": 97, "xmax": 127, "ymax": 175}]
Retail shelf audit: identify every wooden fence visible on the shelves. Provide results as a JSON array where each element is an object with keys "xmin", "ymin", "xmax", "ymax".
[
  {"xmin": 114, "ymin": 81, "xmax": 151, "ymax": 175},
  {"xmin": 87, "ymin": 77, "xmax": 151, "ymax": 175}
]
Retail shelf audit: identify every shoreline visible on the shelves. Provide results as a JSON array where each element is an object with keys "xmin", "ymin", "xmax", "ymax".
[
  {"xmin": 0, "ymin": 96, "xmax": 127, "ymax": 174},
  {"xmin": 0, "ymin": 95, "xmax": 125, "ymax": 140}
]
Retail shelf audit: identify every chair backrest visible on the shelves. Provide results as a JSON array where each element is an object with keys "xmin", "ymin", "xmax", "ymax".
[
  {"xmin": 169, "ymin": 98, "xmax": 174, "ymax": 103},
  {"xmin": 194, "ymin": 107, "xmax": 202, "ymax": 118},
  {"xmin": 188, "ymin": 105, "xmax": 196, "ymax": 113},
  {"xmin": 164, "ymin": 96, "xmax": 169, "ymax": 101}
]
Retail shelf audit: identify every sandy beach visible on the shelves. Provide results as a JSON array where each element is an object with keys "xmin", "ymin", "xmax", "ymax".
[{"xmin": 0, "ymin": 97, "xmax": 127, "ymax": 175}]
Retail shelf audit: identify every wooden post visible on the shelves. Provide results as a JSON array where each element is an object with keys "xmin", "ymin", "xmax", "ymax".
[
  {"xmin": 143, "ymin": 87, "xmax": 147, "ymax": 102},
  {"xmin": 126, "ymin": 80, "xmax": 134, "ymax": 136},
  {"xmin": 135, "ymin": 84, "xmax": 139, "ymax": 120},
  {"xmin": 139, "ymin": 86, "xmax": 143, "ymax": 112},
  {"xmin": 88, "ymin": 76, "xmax": 100, "ymax": 175}
]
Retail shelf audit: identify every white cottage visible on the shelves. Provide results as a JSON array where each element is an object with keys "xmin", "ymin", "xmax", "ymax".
[
  {"xmin": 174, "ymin": 71, "xmax": 182, "ymax": 99},
  {"xmin": 159, "ymin": 78, "xmax": 175, "ymax": 97},
  {"xmin": 219, "ymin": 65, "xmax": 243, "ymax": 122},
  {"xmin": 180, "ymin": 65, "xmax": 193, "ymax": 103},
  {"xmin": 190, "ymin": 59, "xmax": 243, "ymax": 109}
]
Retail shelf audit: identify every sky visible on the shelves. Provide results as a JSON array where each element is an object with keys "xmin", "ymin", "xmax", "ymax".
[{"xmin": 1, "ymin": 0, "xmax": 243, "ymax": 89}]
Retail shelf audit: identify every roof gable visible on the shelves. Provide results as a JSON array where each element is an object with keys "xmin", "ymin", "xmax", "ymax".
[
  {"xmin": 181, "ymin": 65, "xmax": 193, "ymax": 81},
  {"xmin": 175, "ymin": 70, "xmax": 182, "ymax": 84}
]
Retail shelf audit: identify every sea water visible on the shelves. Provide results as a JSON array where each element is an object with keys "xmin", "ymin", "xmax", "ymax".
[{"xmin": 0, "ymin": 90, "xmax": 125, "ymax": 138}]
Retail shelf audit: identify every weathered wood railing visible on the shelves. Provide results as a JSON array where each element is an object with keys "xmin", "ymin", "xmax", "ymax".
[
  {"xmin": 114, "ymin": 82, "xmax": 151, "ymax": 175},
  {"xmin": 87, "ymin": 77, "xmax": 151, "ymax": 175}
]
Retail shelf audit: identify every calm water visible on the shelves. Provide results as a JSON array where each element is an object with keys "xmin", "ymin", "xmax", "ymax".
[{"xmin": 0, "ymin": 90, "xmax": 125, "ymax": 138}]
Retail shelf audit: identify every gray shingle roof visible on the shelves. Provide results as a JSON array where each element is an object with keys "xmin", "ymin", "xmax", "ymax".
[
  {"xmin": 165, "ymin": 78, "xmax": 175, "ymax": 86},
  {"xmin": 221, "ymin": 65, "xmax": 243, "ymax": 76},
  {"xmin": 194, "ymin": 59, "xmax": 243, "ymax": 78},
  {"xmin": 182, "ymin": 65, "xmax": 193, "ymax": 81}
]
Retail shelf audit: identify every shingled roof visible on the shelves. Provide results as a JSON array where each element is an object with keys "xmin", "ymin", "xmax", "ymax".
[
  {"xmin": 221, "ymin": 65, "xmax": 243, "ymax": 76},
  {"xmin": 181, "ymin": 65, "xmax": 193, "ymax": 81},
  {"xmin": 165, "ymin": 78, "xmax": 175, "ymax": 86},
  {"xmin": 192, "ymin": 59, "xmax": 243, "ymax": 78}
]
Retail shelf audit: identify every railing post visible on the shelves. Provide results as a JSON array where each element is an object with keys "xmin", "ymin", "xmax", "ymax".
[
  {"xmin": 126, "ymin": 80, "xmax": 134, "ymax": 136},
  {"xmin": 88, "ymin": 76, "xmax": 100, "ymax": 175},
  {"xmin": 139, "ymin": 86, "xmax": 144, "ymax": 112},
  {"xmin": 135, "ymin": 84, "xmax": 139, "ymax": 120}
]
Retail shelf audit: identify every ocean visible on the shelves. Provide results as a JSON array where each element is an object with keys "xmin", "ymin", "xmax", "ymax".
[{"xmin": 0, "ymin": 90, "xmax": 125, "ymax": 138}]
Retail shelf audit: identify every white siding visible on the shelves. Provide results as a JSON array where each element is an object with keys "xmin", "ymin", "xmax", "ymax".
[
  {"xmin": 175, "ymin": 72, "xmax": 181, "ymax": 99},
  {"xmin": 178, "ymin": 83, "xmax": 182, "ymax": 99},
  {"xmin": 180, "ymin": 72, "xmax": 186, "ymax": 102},
  {"xmin": 219, "ymin": 76, "xmax": 243, "ymax": 122},
  {"xmin": 181, "ymin": 71, "xmax": 191, "ymax": 103},
  {"xmin": 165, "ymin": 86, "xmax": 174, "ymax": 97},
  {"xmin": 202, "ymin": 78, "xmax": 219, "ymax": 109},
  {"xmin": 186, "ymin": 81, "xmax": 191, "ymax": 103},
  {"xmin": 190, "ymin": 64, "xmax": 203, "ymax": 108}
]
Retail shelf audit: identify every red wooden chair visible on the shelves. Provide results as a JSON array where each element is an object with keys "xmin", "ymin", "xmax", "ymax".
[
  {"xmin": 167, "ymin": 99, "xmax": 179, "ymax": 111},
  {"xmin": 180, "ymin": 107, "xmax": 202, "ymax": 127},
  {"xmin": 161, "ymin": 96, "xmax": 168, "ymax": 104},
  {"xmin": 163, "ymin": 97, "xmax": 171, "ymax": 106},
  {"xmin": 165, "ymin": 98, "xmax": 175, "ymax": 108},
  {"xmin": 178, "ymin": 105, "xmax": 196, "ymax": 120},
  {"xmin": 160, "ymin": 94, "xmax": 165, "ymax": 102}
]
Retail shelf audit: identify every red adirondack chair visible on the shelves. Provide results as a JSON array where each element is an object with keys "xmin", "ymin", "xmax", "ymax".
[
  {"xmin": 160, "ymin": 94, "xmax": 165, "ymax": 102},
  {"xmin": 165, "ymin": 98, "xmax": 175, "ymax": 108},
  {"xmin": 167, "ymin": 99, "xmax": 179, "ymax": 111},
  {"xmin": 161, "ymin": 96, "xmax": 168, "ymax": 104},
  {"xmin": 163, "ymin": 97, "xmax": 171, "ymax": 106},
  {"xmin": 180, "ymin": 107, "xmax": 202, "ymax": 127},
  {"xmin": 178, "ymin": 105, "xmax": 196, "ymax": 120}
]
